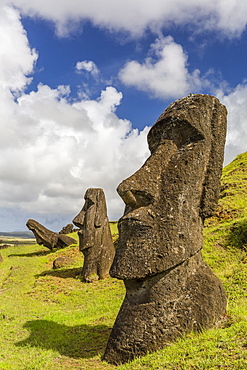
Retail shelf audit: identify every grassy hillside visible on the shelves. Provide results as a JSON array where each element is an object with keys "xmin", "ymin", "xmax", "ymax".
[{"xmin": 1, "ymin": 154, "xmax": 247, "ymax": 369}]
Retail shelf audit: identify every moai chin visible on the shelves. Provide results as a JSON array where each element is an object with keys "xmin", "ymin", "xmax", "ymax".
[
  {"xmin": 73, "ymin": 188, "xmax": 115, "ymax": 282},
  {"xmin": 103, "ymin": 94, "xmax": 227, "ymax": 365}
]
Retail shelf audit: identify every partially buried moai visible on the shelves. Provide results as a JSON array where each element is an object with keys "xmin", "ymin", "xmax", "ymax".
[
  {"xmin": 73, "ymin": 188, "xmax": 115, "ymax": 282},
  {"xmin": 103, "ymin": 94, "xmax": 227, "ymax": 365}
]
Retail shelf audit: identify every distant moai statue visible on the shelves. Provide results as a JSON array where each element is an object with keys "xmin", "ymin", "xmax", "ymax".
[
  {"xmin": 59, "ymin": 223, "xmax": 74, "ymax": 234},
  {"xmin": 73, "ymin": 188, "xmax": 115, "ymax": 282},
  {"xmin": 103, "ymin": 94, "xmax": 227, "ymax": 365},
  {"xmin": 26, "ymin": 219, "xmax": 76, "ymax": 251}
]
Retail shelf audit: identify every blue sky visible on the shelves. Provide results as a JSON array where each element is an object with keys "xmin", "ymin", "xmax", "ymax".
[{"xmin": 1, "ymin": 1, "xmax": 247, "ymax": 231}]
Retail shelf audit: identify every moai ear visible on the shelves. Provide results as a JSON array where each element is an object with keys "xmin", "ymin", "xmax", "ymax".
[
  {"xmin": 94, "ymin": 190, "xmax": 104, "ymax": 228},
  {"xmin": 199, "ymin": 101, "xmax": 227, "ymax": 220}
]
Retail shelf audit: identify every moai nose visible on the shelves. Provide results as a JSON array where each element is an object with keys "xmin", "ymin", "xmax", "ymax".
[
  {"xmin": 117, "ymin": 158, "xmax": 156, "ymax": 211},
  {"xmin": 73, "ymin": 211, "xmax": 85, "ymax": 228},
  {"xmin": 117, "ymin": 139, "xmax": 179, "ymax": 212}
]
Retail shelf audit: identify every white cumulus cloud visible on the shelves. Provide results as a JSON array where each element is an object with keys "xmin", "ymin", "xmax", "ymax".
[
  {"xmin": 216, "ymin": 83, "xmax": 247, "ymax": 165},
  {"xmin": 0, "ymin": 5, "xmax": 38, "ymax": 92},
  {"xmin": 7, "ymin": 0, "xmax": 247, "ymax": 38},
  {"xmin": 119, "ymin": 36, "xmax": 206, "ymax": 99},
  {"xmin": 1, "ymin": 81, "xmax": 150, "ymax": 230},
  {"xmin": 0, "ymin": 5, "xmax": 150, "ymax": 231},
  {"xmin": 76, "ymin": 60, "xmax": 100, "ymax": 78}
]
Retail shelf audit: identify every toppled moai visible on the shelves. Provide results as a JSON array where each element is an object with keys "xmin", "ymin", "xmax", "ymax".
[
  {"xmin": 103, "ymin": 94, "xmax": 227, "ymax": 365},
  {"xmin": 73, "ymin": 188, "xmax": 115, "ymax": 282},
  {"xmin": 26, "ymin": 219, "xmax": 76, "ymax": 251}
]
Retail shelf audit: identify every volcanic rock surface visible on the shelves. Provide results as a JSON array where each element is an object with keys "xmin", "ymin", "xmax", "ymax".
[
  {"xmin": 26, "ymin": 219, "xmax": 76, "ymax": 251},
  {"xmin": 73, "ymin": 188, "xmax": 115, "ymax": 282},
  {"xmin": 103, "ymin": 94, "xmax": 228, "ymax": 365}
]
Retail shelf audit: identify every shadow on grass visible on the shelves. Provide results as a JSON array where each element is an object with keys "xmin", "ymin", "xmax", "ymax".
[
  {"xmin": 37, "ymin": 267, "xmax": 82, "ymax": 279},
  {"xmin": 16, "ymin": 319, "xmax": 111, "ymax": 359},
  {"xmin": 8, "ymin": 250, "xmax": 51, "ymax": 257},
  {"xmin": 226, "ymin": 219, "xmax": 247, "ymax": 250}
]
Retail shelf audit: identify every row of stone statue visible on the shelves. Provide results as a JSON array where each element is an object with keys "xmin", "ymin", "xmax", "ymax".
[
  {"xmin": 27, "ymin": 94, "xmax": 228, "ymax": 365},
  {"xmin": 26, "ymin": 187, "xmax": 115, "ymax": 282}
]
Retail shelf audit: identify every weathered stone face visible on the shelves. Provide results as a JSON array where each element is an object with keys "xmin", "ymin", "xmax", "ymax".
[
  {"xmin": 26, "ymin": 219, "xmax": 76, "ymax": 251},
  {"xmin": 73, "ymin": 188, "xmax": 115, "ymax": 282},
  {"xmin": 111, "ymin": 94, "xmax": 227, "ymax": 279},
  {"xmin": 103, "ymin": 94, "xmax": 227, "ymax": 365}
]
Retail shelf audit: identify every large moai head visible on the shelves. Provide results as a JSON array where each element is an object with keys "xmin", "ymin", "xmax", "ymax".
[
  {"xmin": 73, "ymin": 188, "xmax": 115, "ymax": 282},
  {"xmin": 103, "ymin": 94, "xmax": 227, "ymax": 365},
  {"xmin": 110, "ymin": 94, "xmax": 227, "ymax": 280}
]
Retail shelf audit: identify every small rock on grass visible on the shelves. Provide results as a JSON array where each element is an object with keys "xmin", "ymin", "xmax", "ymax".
[{"xmin": 53, "ymin": 256, "xmax": 75, "ymax": 269}]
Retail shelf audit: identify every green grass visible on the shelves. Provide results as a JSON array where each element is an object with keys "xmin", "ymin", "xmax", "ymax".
[
  {"xmin": 109, "ymin": 222, "xmax": 118, "ymax": 236},
  {"xmin": 1, "ymin": 153, "xmax": 247, "ymax": 369},
  {"xmin": 0, "ymin": 242, "xmax": 124, "ymax": 370}
]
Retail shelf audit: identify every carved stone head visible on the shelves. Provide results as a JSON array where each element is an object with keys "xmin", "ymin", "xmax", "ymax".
[
  {"xmin": 73, "ymin": 188, "xmax": 108, "ymax": 251},
  {"xmin": 26, "ymin": 219, "xmax": 76, "ymax": 250},
  {"xmin": 110, "ymin": 94, "xmax": 227, "ymax": 280},
  {"xmin": 26, "ymin": 219, "xmax": 58, "ymax": 249},
  {"xmin": 73, "ymin": 188, "xmax": 115, "ymax": 282}
]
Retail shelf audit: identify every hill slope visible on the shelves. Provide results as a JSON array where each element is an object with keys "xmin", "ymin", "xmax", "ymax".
[{"xmin": 0, "ymin": 154, "xmax": 247, "ymax": 369}]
